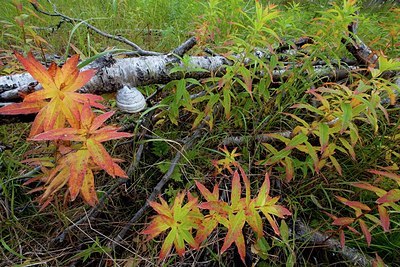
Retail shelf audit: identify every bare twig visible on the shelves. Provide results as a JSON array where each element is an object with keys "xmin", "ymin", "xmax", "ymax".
[
  {"xmin": 204, "ymin": 48, "xmax": 219, "ymax": 56},
  {"xmin": 31, "ymin": 0, "xmax": 161, "ymax": 56},
  {"xmin": 14, "ymin": 166, "xmax": 41, "ymax": 181},
  {"xmin": 275, "ymin": 36, "xmax": 314, "ymax": 53},
  {"xmin": 111, "ymin": 127, "xmax": 203, "ymax": 249},
  {"xmin": 221, "ymin": 131, "xmax": 292, "ymax": 146},
  {"xmin": 126, "ymin": 111, "xmax": 157, "ymax": 177},
  {"xmin": 52, "ymin": 178, "xmax": 126, "ymax": 243},
  {"xmin": 343, "ymin": 19, "xmax": 379, "ymax": 67},
  {"xmin": 172, "ymin": 37, "xmax": 197, "ymax": 57},
  {"xmin": 294, "ymin": 220, "xmax": 383, "ymax": 267}
]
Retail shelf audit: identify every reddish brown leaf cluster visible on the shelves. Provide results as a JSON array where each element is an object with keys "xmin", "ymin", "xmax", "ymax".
[
  {"xmin": 326, "ymin": 169, "xmax": 400, "ymax": 247},
  {"xmin": 0, "ymin": 52, "xmax": 132, "ymax": 208}
]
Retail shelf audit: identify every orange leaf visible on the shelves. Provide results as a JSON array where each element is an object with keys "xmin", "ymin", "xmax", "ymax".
[
  {"xmin": 149, "ymin": 198, "xmax": 173, "ymax": 218},
  {"xmin": 368, "ymin": 169, "xmax": 400, "ymax": 186},
  {"xmin": 15, "ymin": 51, "xmax": 58, "ymax": 92},
  {"xmin": 339, "ymin": 230, "xmax": 345, "ymax": 248},
  {"xmin": 231, "ymin": 170, "xmax": 241, "ymax": 209},
  {"xmin": 7, "ymin": 52, "xmax": 103, "ymax": 136},
  {"xmin": 256, "ymin": 173, "xmax": 271, "ymax": 206},
  {"xmin": 92, "ymin": 128, "xmax": 132, "ymax": 143},
  {"xmin": 80, "ymin": 101, "xmax": 95, "ymax": 130},
  {"xmin": 220, "ymin": 211, "xmax": 246, "ymax": 261},
  {"xmin": 284, "ymin": 156, "xmax": 294, "ymax": 182},
  {"xmin": 87, "ymin": 138, "xmax": 116, "ymax": 177},
  {"xmin": 68, "ymin": 150, "xmax": 90, "ymax": 201},
  {"xmin": 159, "ymin": 229, "xmax": 176, "ymax": 259},
  {"xmin": 238, "ymin": 165, "xmax": 251, "ymax": 205},
  {"xmin": 40, "ymin": 167, "xmax": 69, "ymax": 203},
  {"xmin": 24, "ymin": 87, "xmax": 56, "ymax": 102},
  {"xmin": 43, "ymin": 98, "xmax": 64, "ymax": 131},
  {"xmin": 111, "ymin": 161, "xmax": 129, "ymax": 178},
  {"xmin": 359, "ymin": 219, "xmax": 371, "ymax": 246},
  {"xmin": 376, "ymin": 189, "xmax": 400, "ymax": 204},
  {"xmin": 378, "ymin": 205, "xmax": 390, "ymax": 231},
  {"xmin": 80, "ymin": 169, "xmax": 98, "ymax": 206},
  {"xmin": 195, "ymin": 216, "xmax": 219, "ymax": 244},
  {"xmin": 58, "ymin": 55, "xmax": 95, "ymax": 92},
  {"xmin": 55, "ymin": 55, "xmax": 80, "ymax": 90},
  {"xmin": 195, "ymin": 181, "xmax": 219, "ymax": 201},
  {"xmin": 61, "ymin": 94, "xmax": 82, "ymax": 128},
  {"xmin": 0, "ymin": 101, "xmax": 44, "ymax": 115},
  {"xmin": 352, "ymin": 182, "xmax": 387, "ymax": 196},
  {"xmin": 29, "ymin": 105, "xmax": 48, "ymax": 137},
  {"xmin": 335, "ymin": 196, "xmax": 371, "ymax": 211},
  {"xmin": 245, "ymin": 203, "xmax": 263, "ymax": 237},
  {"xmin": 90, "ymin": 111, "xmax": 115, "ymax": 131},
  {"xmin": 142, "ymin": 216, "xmax": 172, "ymax": 239},
  {"xmin": 332, "ymin": 217, "xmax": 355, "ymax": 226},
  {"xmin": 70, "ymin": 93, "xmax": 105, "ymax": 109},
  {"xmin": 265, "ymin": 213, "xmax": 280, "ymax": 235},
  {"xmin": 29, "ymin": 128, "xmax": 83, "ymax": 142}
]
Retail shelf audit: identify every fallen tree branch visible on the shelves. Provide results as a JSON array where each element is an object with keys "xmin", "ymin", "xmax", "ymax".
[
  {"xmin": 221, "ymin": 131, "xmax": 292, "ymax": 146},
  {"xmin": 343, "ymin": 20, "xmax": 379, "ymax": 68},
  {"xmin": 2, "ymin": 59, "xmax": 397, "ymax": 125},
  {"xmin": 172, "ymin": 37, "xmax": 198, "ymax": 57},
  {"xmin": 0, "ymin": 57, "xmax": 369, "ymax": 103},
  {"xmin": 294, "ymin": 220, "xmax": 383, "ymax": 266},
  {"xmin": 110, "ymin": 125, "xmax": 204, "ymax": 250},
  {"xmin": 0, "ymin": 54, "xmax": 230, "ymax": 102},
  {"xmin": 31, "ymin": 0, "xmax": 161, "ymax": 56},
  {"xmin": 2, "ymin": 17, "xmax": 399, "ymax": 128},
  {"xmin": 3, "ymin": 22, "xmax": 399, "ymax": 108},
  {"xmin": 52, "ymin": 178, "xmax": 126, "ymax": 244}
]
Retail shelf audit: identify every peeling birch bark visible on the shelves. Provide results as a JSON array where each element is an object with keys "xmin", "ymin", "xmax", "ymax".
[
  {"xmin": 0, "ymin": 54, "xmax": 230, "ymax": 102},
  {"xmin": 1, "ymin": 28, "xmax": 398, "ymax": 126},
  {"xmin": 0, "ymin": 24, "xmax": 393, "ymax": 104},
  {"xmin": 1, "ymin": 57, "xmax": 397, "ymax": 124},
  {"xmin": 0, "ymin": 53, "xmax": 369, "ymax": 103}
]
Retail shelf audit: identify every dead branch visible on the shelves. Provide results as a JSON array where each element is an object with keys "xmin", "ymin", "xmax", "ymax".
[
  {"xmin": 2, "ymin": 56, "xmax": 397, "ymax": 125},
  {"xmin": 0, "ymin": 54, "xmax": 230, "ymax": 102},
  {"xmin": 52, "ymin": 178, "xmax": 126, "ymax": 244},
  {"xmin": 31, "ymin": 0, "xmax": 161, "ymax": 56},
  {"xmin": 3, "ymin": 24, "xmax": 398, "ymax": 110},
  {"xmin": 343, "ymin": 20, "xmax": 379, "ymax": 67},
  {"xmin": 110, "ymin": 127, "xmax": 203, "ymax": 249},
  {"xmin": 221, "ymin": 131, "xmax": 292, "ymax": 146},
  {"xmin": 172, "ymin": 37, "xmax": 198, "ymax": 57},
  {"xmin": 294, "ymin": 220, "xmax": 383, "ymax": 266}
]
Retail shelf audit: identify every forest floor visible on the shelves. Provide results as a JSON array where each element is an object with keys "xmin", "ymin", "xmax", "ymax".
[{"xmin": 0, "ymin": 0, "xmax": 399, "ymax": 266}]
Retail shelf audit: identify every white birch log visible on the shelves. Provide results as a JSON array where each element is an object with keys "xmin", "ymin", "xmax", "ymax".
[
  {"xmin": 0, "ymin": 54, "xmax": 231, "ymax": 102},
  {"xmin": 0, "ymin": 51, "xmax": 396, "ymax": 107}
]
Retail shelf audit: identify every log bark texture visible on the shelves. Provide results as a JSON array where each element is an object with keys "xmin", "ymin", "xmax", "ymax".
[
  {"xmin": 1, "ymin": 54, "xmax": 367, "ymax": 101},
  {"xmin": 1, "ymin": 31, "xmax": 398, "ymax": 125},
  {"xmin": 0, "ymin": 54, "xmax": 230, "ymax": 102}
]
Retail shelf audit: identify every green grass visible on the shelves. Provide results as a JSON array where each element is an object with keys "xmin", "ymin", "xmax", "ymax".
[{"xmin": 0, "ymin": 0, "xmax": 399, "ymax": 266}]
